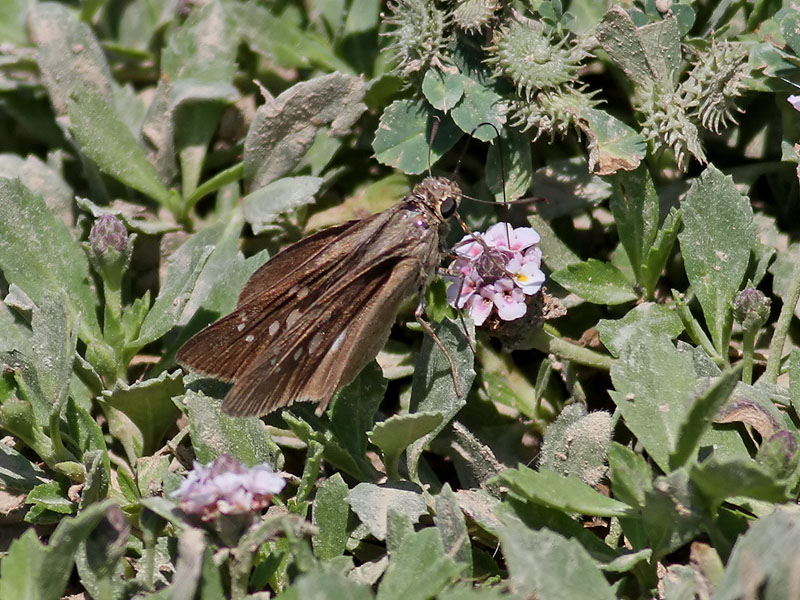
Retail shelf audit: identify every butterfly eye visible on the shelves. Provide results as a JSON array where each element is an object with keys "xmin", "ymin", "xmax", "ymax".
[{"xmin": 439, "ymin": 197, "xmax": 457, "ymax": 219}]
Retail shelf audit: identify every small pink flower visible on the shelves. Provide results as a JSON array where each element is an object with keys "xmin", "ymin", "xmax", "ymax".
[
  {"xmin": 172, "ymin": 454, "xmax": 285, "ymax": 521},
  {"xmin": 447, "ymin": 223, "xmax": 545, "ymax": 325},
  {"xmin": 789, "ymin": 95, "xmax": 800, "ymax": 112}
]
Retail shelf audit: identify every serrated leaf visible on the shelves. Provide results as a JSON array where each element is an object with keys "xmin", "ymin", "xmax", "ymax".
[
  {"xmin": 422, "ymin": 69, "xmax": 465, "ymax": 112},
  {"xmin": 407, "ymin": 318, "xmax": 475, "ymax": 481},
  {"xmin": 642, "ymin": 469, "xmax": 706, "ymax": 559},
  {"xmin": 376, "ymin": 528, "xmax": 461, "ymax": 600},
  {"xmin": 347, "ymin": 481, "xmax": 427, "ymax": 541},
  {"xmin": 67, "ymin": 86, "xmax": 172, "ymax": 206},
  {"xmin": 182, "ymin": 389, "xmax": 283, "ymax": 468},
  {"xmin": 312, "ymin": 473, "xmax": 349, "ymax": 560},
  {"xmin": 0, "ymin": 179, "xmax": 101, "ymax": 341},
  {"xmin": 610, "ymin": 332, "xmax": 697, "ymax": 472},
  {"xmin": 497, "ymin": 465, "xmax": 631, "ymax": 517},
  {"xmin": 373, "ymin": 99, "xmax": 462, "ymax": 174},
  {"xmin": 243, "ymin": 176, "xmax": 323, "ymax": 234},
  {"xmin": 679, "ymin": 166, "xmax": 755, "ymax": 354},
  {"xmin": 595, "ymin": 6, "xmax": 660, "ymax": 86},
  {"xmin": 689, "ymin": 456, "xmax": 790, "ymax": 508},
  {"xmin": 244, "ymin": 73, "xmax": 366, "ymax": 188},
  {"xmin": 497, "ymin": 515, "xmax": 616, "ymax": 600},
  {"xmin": 597, "ymin": 302, "xmax": 684, "ymax": 358},
  {"xmin": 31, "ymin": 290, "xmax": 77, "ymax": 413},
  {"xmin": 551, "ymin": 259, "xmax": 638, "ymax": 304}
]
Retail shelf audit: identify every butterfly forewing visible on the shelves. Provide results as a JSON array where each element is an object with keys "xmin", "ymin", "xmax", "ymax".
[{"xmin": 177, "ymin": 176, "xmax": 462, "ymax": 416}]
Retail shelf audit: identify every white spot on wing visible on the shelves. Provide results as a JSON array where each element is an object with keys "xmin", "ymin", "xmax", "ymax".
[
  {"xmin": 245, "ymin": 334, "xmax": 255, "ymax": 343},
  {"xmin": 237, "ymin": 323, "xmax": 245, "ymax": 332},
  {"xmin": 287, "ymin": 309, "xmax": 302, "ymax": 327},
  {"xmin": 297, "ymin": 286, "xmax": 309, "ymax": 300},
  {"xmin": 308, "ymin": 332, "xmax": 323, "ymax": 354},
  {"xmin": 293, "ymin": 348, "xmax": 303, "ymax": 361},
  {"xmin": 331, "ymin": 329, "xmax": 347, "ymax": 352},
  {"xmin": 269, "ymin": 321, "xmax": 280, "ymax": 336}
]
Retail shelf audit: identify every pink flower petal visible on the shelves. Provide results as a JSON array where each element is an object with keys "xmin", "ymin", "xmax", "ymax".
[
  {"xmin": 467, "ymin": 294, "xmax": 493, "ymax": 326},
  {"xmin": 789, "ymin": 95, "xmax": 800, "ymax": 112}
]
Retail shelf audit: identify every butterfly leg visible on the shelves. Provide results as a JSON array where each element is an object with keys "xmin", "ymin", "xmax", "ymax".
[
  {"xmin": 414, "ymin": 298, "xmax": 463, "ymax": 397},
  {"xmin": 436, "ymin": 266, "xmax": 477, "ymax": 357}
]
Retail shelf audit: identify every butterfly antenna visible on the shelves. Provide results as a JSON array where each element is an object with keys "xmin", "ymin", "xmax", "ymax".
[{"xmin": 428, "ymin": 115, "xmax": 441, "ymax": 177}]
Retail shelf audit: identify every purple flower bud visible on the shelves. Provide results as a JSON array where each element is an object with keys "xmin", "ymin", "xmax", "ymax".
[
  {"xmin": 90, "ymin": 215, "xmax": 128, "ymax": 255},
  {"xmin": 756, "ymin": 430, "xmax": 799, "ymax": 478},
  {"xmin": 447, "ymin": 223, "xmax": 545, "ymax": 326},
  {"xmin": 732, "ymin": 287, "xmax": 770, "ymax": 331},
  {"xmin": 172, "ymin": 454, "xmax": 285, "ymax": 521}
]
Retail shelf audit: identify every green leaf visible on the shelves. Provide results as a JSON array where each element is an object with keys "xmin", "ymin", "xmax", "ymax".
[
  {"xmin": 712, "ymin": 507, "xmax": 800, "ymax": 600},
  {"xmin": 538, "ymin": 404, "xmax": 613, "ymax": 486},
  {"xmin": 532, "ymin": 158, "xmax": 612, "ymax": 220},
  {"xmin": 689, "ymin": 456, "xmax": 791, "ymax": 508},
  {"xmin": 551, "ymin": 259, "xmax": 639, "ymax": 304},
  {"xmin": 373, "ymin": 99, "xmax": 462, "ymax": 174},
  {"xmin": 607, "ymin": 442, "xmax": 653, "ymax": 509},
  {"xmin": 407, "ymin": 318, "xmax": 476, "ymax": 481},
  {"xmin": 376, "ymin": 528, "xmax": 461, "ymax": 600},
  {"xmin": 347, "ymin": 481, "xmax": 427, "ymax": 541},
  {"xmin": 280, "ymin": 571, "xmax": 373, "ymax": 600},
  {"xmin": 497, "ymin": 465, "xmax": 632, "ymax": 517},
  {"xmin": 642, "ymin": 469, "xmax": 707, "ymax": 560},
  {"xmin": 243, "ymin": 176, "xmax": 323, "ymax": 234},
  {"xmin": 579, "ymin": 107, "xmax": 646, "ymax": 175},
  {"xmin": 679, "ymin": 166, "xmax": 756, "ymax": 354},
  {"xmin": 669, "ymin": 365, "xmax": 741, "ymax": 470},
  {"xmin": 0, "ymin": 179, "xmax": 101, "ymax": 341},
  {"xmin": 368, "ymin": 412, "xmax": 443, "ymax": 479},
  {"xmin": 0, "ymin": 154, "xmax": 74, "ymax": 228},
  {"xmin": 0, "ymin": 501, "xmax": 114, "ymax": 600},
  {"xmin": 485, "ymin": 128, "xmax": 533, "ymax": 202},
  {"xmin": 31, "ymin": 290, "xmax": 77, "ymax": 412},
  {"xmin": 422, "ymin": 69, "xmax": 465, "ymax": 112},
  {"xmin": 597, "ymin": 303, "xmax": 684, "ymax": 358},
  {"xmin": 450, "ymin": 76, "xmax": 505, "ymax": 141},
  {"xmin": 610, "ymin": 165, "xmax": 659, "ymax": 284},
  {"xmin": 595, "ymin": 6, "xmax": 666, "ymax": 86},
  {"xmin": 641, "ymin": 207, "xmax": 682, "ymax": 296},
  {"xmin": 312, "ymin": 473, "xmax": 350, "ymax": 560},
  {"xmin": 0, "ymin": 442, "xmax": 51, "ymax": 492},
  {"xmin": 497, "ymin": 516, "xmax": 616, "ymax": 600},
  {"xmin": 434, "ymin": 483, "xmax": 472, "ymax": 577},
  {"xmin": 244, "ymin": 73, "xmax": 366, "ymax": 188},
  {"xmin": 67, "ymin": 86, "xmax": 172, "ymax": 206},
  {"xmin": 610, "ymin": 332, "xmax": 697, "ymax": 472},
  {"xmin": 0, "ymin": 298, "xmax": 32, "ymax": 356},
  {"xmin": 28, "ymin": 2, "xmax": 113, "ymax": 116},
  {"xmin": 328, "ymin": 361, "xmax": 386, "ymax": 476},
  {"xmin": 233, "ymin": 2, "xmax": 353, "ymax": 74},
  {"xmin": 100, "ymin": 370, "xmax": 183, "ymax": 461},
  {"xmin": 129, "ymin": 235, "xmax": 214, "ymax": 350},
  {"xmin": 182, "ymin": 389, "xmax": 283, "ymax": 468}
]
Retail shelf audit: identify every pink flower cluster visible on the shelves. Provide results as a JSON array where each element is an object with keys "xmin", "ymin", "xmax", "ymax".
[
  {"xmin": 172, "ymin": 454, "xmax": 285, "ymax": 520},
  {"xmin": 447, "ymin": 223, "xmax": 545, "ymax": 326}
]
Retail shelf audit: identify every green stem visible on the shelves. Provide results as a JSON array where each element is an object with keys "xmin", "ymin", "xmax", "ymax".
[
  {"xmin": 766, "ymin": 259, "xmax": 800, "ymax": 383},
  {"xmin": 102, "ymin": 271, "xmax": 127, "ymax": 383},
  {"xmin": 182, "ymin": 162, "xmax": 245, "ymax": 219},
  {"xmin": 741, "ymin": 328, "xmax": 756, "ymax": 385},
  {"xmin": 531, "ymin": 326, "xmax": 614, "ymax": 371}
]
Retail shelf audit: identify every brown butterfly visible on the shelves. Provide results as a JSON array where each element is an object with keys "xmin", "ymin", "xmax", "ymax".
[{"xmin": 177, "ymin": 176, "xmax": 463, "ymax": 416}]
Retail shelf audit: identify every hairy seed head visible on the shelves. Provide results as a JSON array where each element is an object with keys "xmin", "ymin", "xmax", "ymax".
[
  {"xmin": 382, "ymin": 0, "xmax": 451, "ymax": 77},
  {"xmin": 509, "ymin": 85, "xmax": 600, "ymax": 141},
  {"xmin": 485, "ymin": 15, "xmax": 588, "ymax": 99},
  {"xmin": 451, "ymin": 0, "xmax": 500, "ymax": 33}
]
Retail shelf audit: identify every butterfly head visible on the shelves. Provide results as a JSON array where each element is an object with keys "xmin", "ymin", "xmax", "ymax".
[{"xmin": 413, "ymin": 177, "xmax": 462, "ymax": 223}]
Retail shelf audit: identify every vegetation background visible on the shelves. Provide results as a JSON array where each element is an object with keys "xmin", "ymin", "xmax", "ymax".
[{"xmin": 1, "ymin": 0, "xmax": 800, "ymax": 598}]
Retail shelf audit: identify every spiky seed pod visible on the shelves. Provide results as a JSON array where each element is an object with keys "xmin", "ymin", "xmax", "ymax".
[
  {"xmin": 509, "ymin": 85, "xmax": 599, "ymax": 140},
  {"xmin": 382, "ymin": 0, "xmax": 451, "ymax": 77},
  {"xmin": 681, "ymin": 41, "xmax": 751, "ymax": 134},
  {"xmin": 451, "ymin": 0, "xmax": 500, "ymax": 33},
  {"xmin": 485, "ymin": 15, "xmax": 588, "ymax": 100},
  {"xmin": 635, "ymin": 78, "xmax": 706, "ymax": 171}
]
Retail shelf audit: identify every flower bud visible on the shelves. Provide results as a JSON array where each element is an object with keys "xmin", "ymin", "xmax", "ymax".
[
  {"xmin": 732, "ymin": 288, "xmax": 770, "ymax": 331},
  {"xmin": 87, "ymin": 215, "xmax": 131, "ymax": 277},
  {"xmin": 756, "ymin": 430, "xmax": 799, "ymax": 479}
]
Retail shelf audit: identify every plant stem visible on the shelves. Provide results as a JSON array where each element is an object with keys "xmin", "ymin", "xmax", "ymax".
[
  {"xmin": 530, "ymin": 326, "xmax": 614, "ymax": 371},
  {"xmin": 766, "ymin": 259, "xmax": 800, "ymax": 382},
  {"xmin": 741, "ymin": 328, "xmax": 756, "ymax": 385}
]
